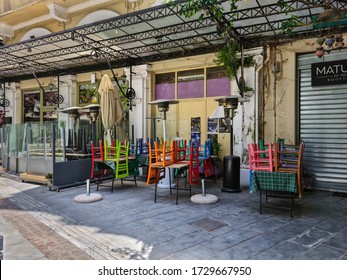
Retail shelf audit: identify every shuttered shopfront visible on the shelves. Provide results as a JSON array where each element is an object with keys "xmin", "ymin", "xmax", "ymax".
[{"xmin": 298, "ymin": 49, "xmax": 347, "ymax": 192}]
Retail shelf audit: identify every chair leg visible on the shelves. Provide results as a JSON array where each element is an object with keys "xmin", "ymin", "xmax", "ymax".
[
  {"xmin": 176, "ymin": 175, "xmax": 179, "ymax": 205},
  {"xmin": 290, "ymin": 192, "xmax": 295, "ymax": 218},
  {"xmin": 260, "ymin": 190, "xmax": 263, "ymax": 214},
  {"xmin": 297, "ymin": 173, "xmax": 302, "ymax": 199},
  {"xmin": 169, "ymin": 169, "xmax": 172, "ymax": 195},
  {"xmin": 96, "ymin": 175, "xmax": 100, "ymax": 191},
  {"xmin": 111, "ymin": 175, "xmax": 114, "ymax": 193},
  {"xmin": 154, "ymin": 169, "xmax": 158, "ymax": 203}
]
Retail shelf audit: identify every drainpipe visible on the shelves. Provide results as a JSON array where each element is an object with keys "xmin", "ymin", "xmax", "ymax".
[{"xmin": 255, "ymin": 45, "xmax": 271, "ymax": 143}]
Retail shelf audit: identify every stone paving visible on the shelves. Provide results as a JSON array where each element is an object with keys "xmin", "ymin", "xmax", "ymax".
[{"xmin": 0, "ymin": 174, "xmax": 346, "ymax": 260}]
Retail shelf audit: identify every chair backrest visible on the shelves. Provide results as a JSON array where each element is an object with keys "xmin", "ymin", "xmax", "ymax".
[
  {"xmin": 173, "ymin": 139, "xmax": 188, "ymax": 163},
  {"xmin": 153, "ymin": 140, "xmax": 174, "ymax": 167},
  {"xmin": 104, "ymin": 141, "xmax": 117, "ymax": 161},
  {"xmin": 274, "ymin": 142, "xmax": 303, "ymax": 172},
  {"xmin": 248, "ymin": 142, "xmax": 274, "ymax": 171},
  {"xmin": 115, "ymin": 141, "xmax": 129, "ymax": 179},
  {"xmin": 199, "ymin": 139, "xmax": 212, "ymax": 159},
  {"xmin": 91, "ymin": 140, "xmax": 104, "ymax": 162},
  {"xmin": 90, "ymin": 140, "xmax": 104, "ymax": 178},
  {"xmin": 146, "ymin": 141, "xmax": 165, "ymax": 185}
]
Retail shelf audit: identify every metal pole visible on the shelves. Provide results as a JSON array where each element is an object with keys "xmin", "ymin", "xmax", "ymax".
[
  {"xmin": 86, "ymin": 179, "xmax": 90, "ymax": 196},
  {"xmin": 230, "ymin": 109, "xmax": 234, "ymax": 155},
  {"xmin": 202, "ymin": 179, "xmax": 206, "ymax": 196},
  {"xmin": 162, "ymin": 111, "xmax": 167, "ymax": 141},
  {"xmin": 92, "ymin": 121, "xmax": 96, "ymax": 146}
]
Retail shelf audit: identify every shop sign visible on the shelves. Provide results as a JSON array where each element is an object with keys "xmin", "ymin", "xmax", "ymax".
[{"xmin": 311, "ymin": 59, "xmax": 347, "ymax": 86}]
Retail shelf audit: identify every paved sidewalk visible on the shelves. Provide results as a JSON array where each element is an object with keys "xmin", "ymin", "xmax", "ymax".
[{"xmin": 0, "ymin": 174, "xmax": 346, "ymax": 260}]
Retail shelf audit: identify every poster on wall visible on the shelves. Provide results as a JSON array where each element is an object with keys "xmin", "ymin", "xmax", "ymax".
[
  {"xmin": 191, "ymin": 117, "xmax": 201, "ymax": 141},
  {"xmin": 191, "ymin": 117, "xmax": 201, "ymax": 133},
  {"xmin": 219, "ymin": 118, "xmax": 230, "ymax": 133},
  {"xmin": 207, "ymin": 118, "xmax": 218, "ymax": 134}
]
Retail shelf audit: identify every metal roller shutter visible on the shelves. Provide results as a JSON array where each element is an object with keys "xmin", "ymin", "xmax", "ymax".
[{"xmin": 298, "ymin": 49, "xmax": 347, "ymax": 192}]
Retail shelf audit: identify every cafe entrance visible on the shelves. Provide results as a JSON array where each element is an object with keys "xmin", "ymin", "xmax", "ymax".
[{"xmin": 298, "ymin": 49, "xmax": 347, "ymax": 192}]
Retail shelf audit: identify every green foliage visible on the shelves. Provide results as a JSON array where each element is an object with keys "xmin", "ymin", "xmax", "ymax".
[
  {"xmin": 280, "ymin": 14, "xmax": 302, "ymax": 35},
  {"xmin": 214, "ymin": 42, "xmax": 254, "ymax": 80},
  {"xmin": 210, "ymin": 135, "xmax": 222, "ymax": 159},
  {"xmin": 214, "ymin": 42, "xmax": 238, "ymax": 80}
]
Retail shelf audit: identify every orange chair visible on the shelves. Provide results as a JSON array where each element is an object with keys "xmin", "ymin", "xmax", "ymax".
[
  {"xmin": 146, "ymin": 141, "xmax": 167, "ymax": 185},
  {"xmin": 90, "ymin": 141, "xmax": 115, "ymax": 192}
]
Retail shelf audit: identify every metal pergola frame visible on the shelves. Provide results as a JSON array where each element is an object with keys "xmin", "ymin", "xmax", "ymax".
[{"xmin": 0, "ymin": 0, "xmax": 346, "ymax": 83}]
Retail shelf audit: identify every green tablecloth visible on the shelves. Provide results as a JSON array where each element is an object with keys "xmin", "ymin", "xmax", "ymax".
[{"xmin": 250, "ymin": 170, "xmax": 297, "ymax": 194}]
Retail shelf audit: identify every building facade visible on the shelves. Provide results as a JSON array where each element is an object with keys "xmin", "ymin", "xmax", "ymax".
[{"xmin": 1, "ymin": 0, "xmax": 347, "ymax": 192}]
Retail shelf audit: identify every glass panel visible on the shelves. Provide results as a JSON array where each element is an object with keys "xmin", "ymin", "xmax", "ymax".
[
  {"xmin": 177, "ymin": 68, "xmax": 204, "ymax": 99},
  {"xmin": 206, "ymin": 66, "xmax": 231, "ymax": 97},
  {"xmin": 155, "ymin": 72, "xmax": 175, "ymax": 100},
  {"xmin": 8, "ymin": 124, "xmax": 19, "ymax": 156}
]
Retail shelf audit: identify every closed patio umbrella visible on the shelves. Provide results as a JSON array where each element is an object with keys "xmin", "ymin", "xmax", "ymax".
[{"xmin": 98, "ymin": 74, "xmax": 124, "ymax": 145}]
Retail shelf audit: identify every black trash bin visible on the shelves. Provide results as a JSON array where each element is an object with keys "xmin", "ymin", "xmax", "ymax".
[{"xmin": 221, "ymin": 155, "xmax": 241, "ymax": 193}]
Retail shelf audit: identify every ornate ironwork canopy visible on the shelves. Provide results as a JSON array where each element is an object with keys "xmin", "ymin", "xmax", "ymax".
[{"xmin": 0, "ymin": 0, "xmax": 346, "ymax": 82}]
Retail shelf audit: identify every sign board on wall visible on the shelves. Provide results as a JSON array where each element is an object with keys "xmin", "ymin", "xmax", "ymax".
[{"xmin": 311, "ymin": 59, "xmax": 347, "ymax": 86}]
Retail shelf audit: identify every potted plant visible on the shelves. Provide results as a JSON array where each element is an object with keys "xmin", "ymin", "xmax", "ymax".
[{"xmin": 210, "ymin": 135, "xmax": 223, "ymax": 177}]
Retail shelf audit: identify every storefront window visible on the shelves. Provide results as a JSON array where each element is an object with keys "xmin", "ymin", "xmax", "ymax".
[
  {"xmin": 78, "ymin": 82, "xmax": 98, "ymax": 105},
  {"xmin": 155, "ymin": 72, "xmax": 175, "ymax": 100},
  {"xmin": 206, "ymin": 66, "xmax": 231, "ymax": 97},
  {"xmin": 23, "ymin": 89, "xmax": 58, "ymax": 122},
  {"xmin": 177, "ymin": 69, "xmax": 204, "ymax": 99}
]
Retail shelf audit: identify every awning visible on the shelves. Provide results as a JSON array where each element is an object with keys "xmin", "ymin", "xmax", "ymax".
[{"xmin": 0, "ymin": 0, "xmax": 346, "ymax": 82}]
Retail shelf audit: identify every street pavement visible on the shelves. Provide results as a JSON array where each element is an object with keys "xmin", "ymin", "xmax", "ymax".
[{"xmin": 0, "ymin": 172, "xmax": 346, "ymax": 260}]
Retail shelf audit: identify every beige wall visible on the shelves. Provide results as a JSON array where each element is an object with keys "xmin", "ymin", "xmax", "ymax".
[{"xmin": 261, "ymin": 37, "xmax": 325, "ymax": 145}]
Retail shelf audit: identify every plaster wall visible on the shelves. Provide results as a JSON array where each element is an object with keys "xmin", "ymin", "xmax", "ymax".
[{"xmin": 261, "ymin": 35, "xmax": 346, "ymax": 145}]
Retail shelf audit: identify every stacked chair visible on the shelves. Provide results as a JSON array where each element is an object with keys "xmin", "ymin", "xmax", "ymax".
[
  {"xmin": 101, "ymin": 140, "xmax": 132, "ymax": 191},
  {"xmin": 90, "ymin": 141, "xmax": 115, "ymax": 192},
  {"xmin": 199, "ymin": 139, "xmax": 215, "ymax": 179},
  {"xmin": 274, "ymin": 142, "xmax": 304, "ymax": 199},
  {"xmin": 248, "ymin": 139, "xmax": 304, "ymax": 217},
  {"xmin": 126, "ymin": 140, "xmax": 140, "ymax": 186},
  {"xmin": 248, "ymin": 140, "xmax": 303, "ymax": 192},
  {"xmin": 146, "ymin": 140, "xmax": 172, "ymax": 185},
  {"xmin": 137, "ymin": 138, "xmax": 150, "ymax": 178},
  {"xmin": 146, "ymin": 139, "xmax": 201, "ymax": 204},
  {"xmin": 247, "ymin": 142, "xmax": 274, "ymax": 172}
]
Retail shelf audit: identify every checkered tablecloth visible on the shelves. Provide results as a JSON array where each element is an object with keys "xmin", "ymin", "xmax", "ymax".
[{"xmin": 250, "ymin": 170, "xmax": 297, "ymax": 194}]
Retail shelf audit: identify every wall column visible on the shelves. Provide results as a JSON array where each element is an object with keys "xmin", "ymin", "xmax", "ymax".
[{"xmin": 125, "ymin": 64, "xmax": 151, "ymax": 140}]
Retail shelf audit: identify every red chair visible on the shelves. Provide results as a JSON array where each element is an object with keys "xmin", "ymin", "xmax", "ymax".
[
  {"xmin": 90, "ymin": 141, "xmax": 115, "ymax": 192},
  {"xmin": 248, "ymin": 143, "xmax": 274, "ymax": 172},
  {"xmin": 173, "ymin": 139, "xmax": 188, "ymax": 163},
  {"xmin": 189, "ymin": 140, "xmax": 201, "ymax": 186}
]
